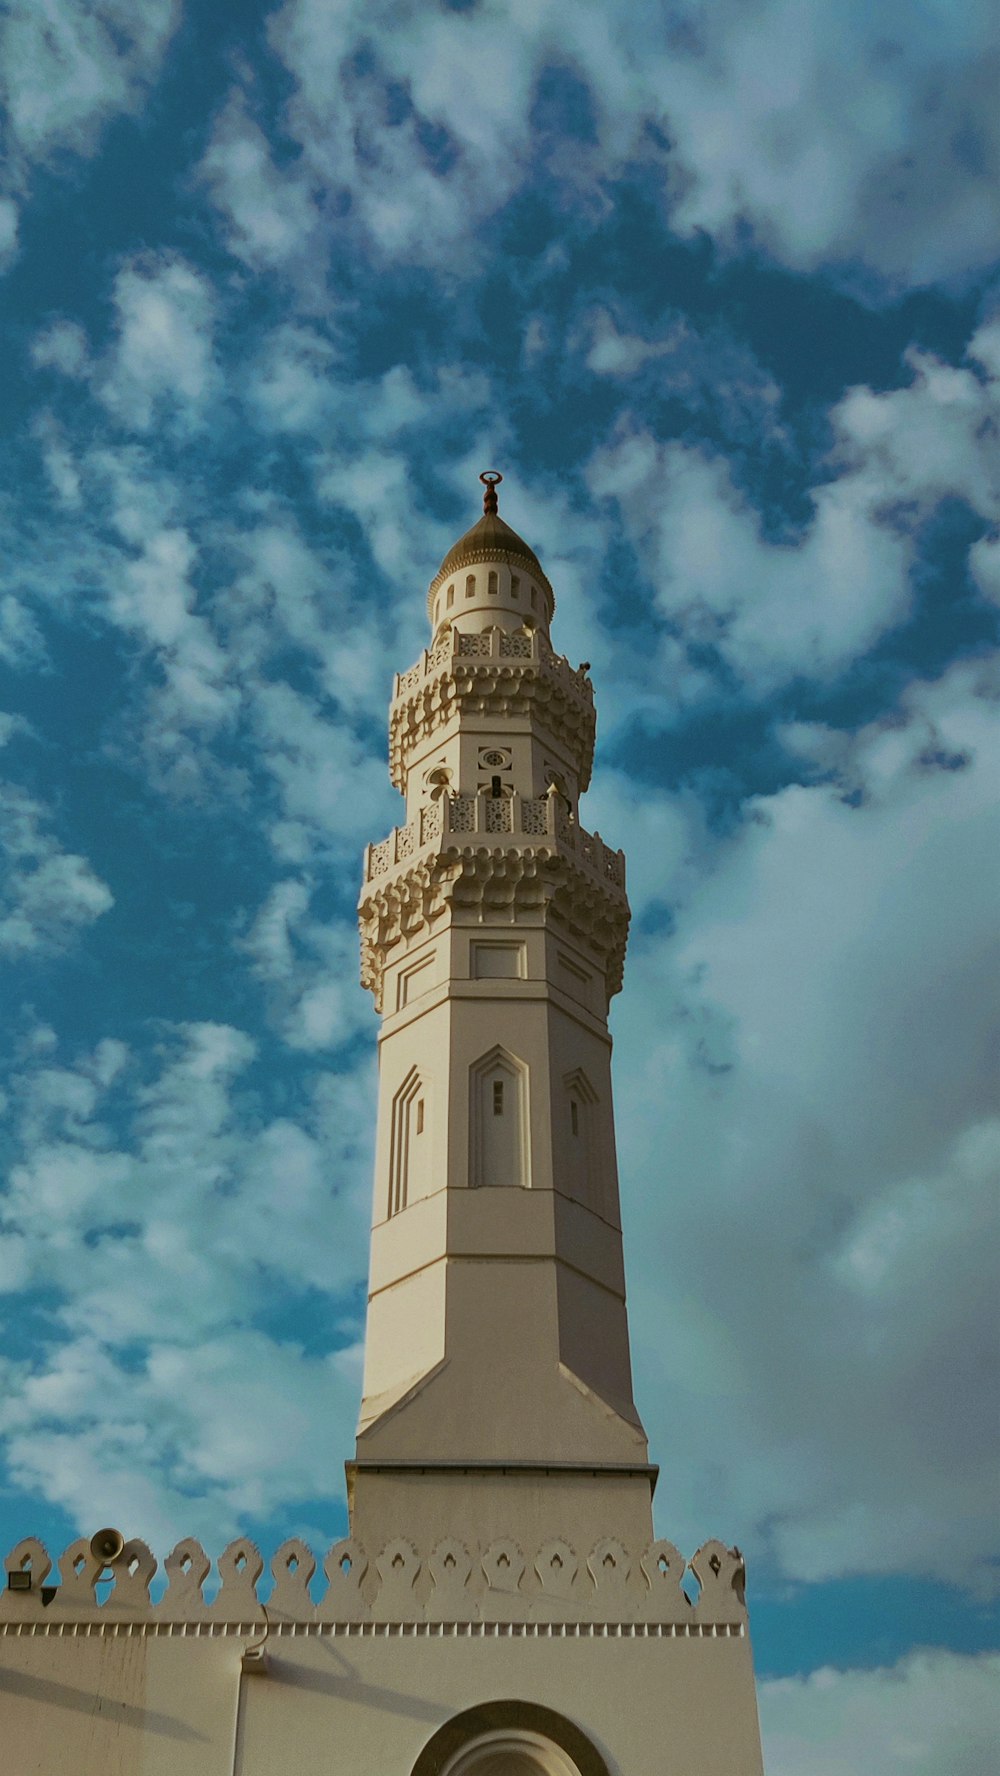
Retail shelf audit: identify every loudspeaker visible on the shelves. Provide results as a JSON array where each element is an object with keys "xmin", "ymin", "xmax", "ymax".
[{"xmin": 90, "ymin": 1527, "xmax": 125, "ymax": 1565}]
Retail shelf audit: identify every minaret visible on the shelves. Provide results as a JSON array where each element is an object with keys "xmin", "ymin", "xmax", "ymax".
[{"xmin": 352, "ymin": 472, "xmax": 656, "ymax": 1555}]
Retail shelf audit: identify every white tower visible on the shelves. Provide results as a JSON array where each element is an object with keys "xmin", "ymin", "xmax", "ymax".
[{"xmin": 353, "ymin": 471, "xmax": 653, "ymax": 1559}]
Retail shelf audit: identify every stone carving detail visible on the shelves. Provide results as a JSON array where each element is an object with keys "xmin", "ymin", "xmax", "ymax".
[
  {"xmin": 689, "ymin": 1540, "xmax": 747, "ymax": 1625},
  {"xmin": 480, "ymin": 1538, "xmax": 527, "ymax": 1623},
  {"xmin": 105, "ymin": 1539, "xmax": 156, "ymax": 1612},
  {"xmin": 457, "ymin": 631, "xmax": 492, "ymax": 657},
  {"xmin": 499, "ymin": 630, "xmax": 533, "ymax": 656},
  {"xmin": 365, "ymin": 803, "xmax": 624, "ymax": 894},
  {"xmin": 481, "ymin": 1537, "xmax": 525, "ymax": 1594},
  {"xmin": 359, "ymin": 847, "xmax": 629, "ymax": 1009},
  {"xmin": 364, "ymin": 788, "xmax": 621, "ymax": 884},
  {"xmin": 388, "ymin": 639, "xmax": 596, "ymax": 792},
  {"xmin": 420, "ymin": 800, "xmax": 443, "ymax": 844},
  {"xmin": 374, "ymin": 1538, "xmax": 421, "ymax": 1621},
  {"xmin": 639, "ymin": 1539, "xmax": 690, "ymax": 1619},
  {"xmin": 57, "ymin": 1537, "xmax": 102, "ymax": 1610},
  {"xmin": 215, "ymin": 1539, "xmax": 265, "ymax": 1619},
  {"xmin": 0, "ymin": 1537, "xmax": 52, "ymax": 1619},
  {"xmin": 534, "ymin": 1538, "xmax": 580, "ymax": 1618},
  {"xmin": 269, "ymin": 1539, "xmax": 316, "ymax": 1618},
  {"xmin": 587, "ymin": 1537, "xmax": 634, "ymax": 1618},
  {"xmin": 484, "ymin": 795, "xmax": 512, "ymax": 832},
  {"xmin": 162, "ymin": 1537, "xmax": 212, "ymax": 1619},
  {"xmin": 317, "ymin": 1538, "xmax": 368, "ymax": 1622},
  {"xmin": 369, "ymin": 835, "xmax": 392, "ymax": 876},
  {"xmin": 427, "ymin": 1538, "xmax": 475, "ymax": 1621},
  {"xmin": 1, "ymin": 1533, "xmax": 747, "ymax": 1629}
]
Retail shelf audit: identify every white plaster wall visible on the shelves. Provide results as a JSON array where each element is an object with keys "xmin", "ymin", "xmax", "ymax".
[{"xmin": 0, "ymin": 1627, "xmax": 764, "ymax": 1776}]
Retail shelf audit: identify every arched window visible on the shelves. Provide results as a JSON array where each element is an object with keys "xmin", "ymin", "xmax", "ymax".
[
  {"xmin": 466, "ymin": 574, "xmax": 475, "ymax": 598},
  {"xmin": 511, "ymin": 574, "xmax": 520, "ymax": 599},
  {"xmin": 530, "ymin": 585, "xmax": 538, "ymax": 607},
  {"xmin": 447, "ymin": 584, "xmax": 455, "ymax": 608},
  {"xmin": 488, "ymin": 570, "xmax": 498, "ymax": 595},
  {"xmin": 389, "ymin": 1068, "xmax": 429, "ymax": 1216},
  {"xmin": 469, "ymin": 1047, "xmax": 528, "ymax": 1188}
]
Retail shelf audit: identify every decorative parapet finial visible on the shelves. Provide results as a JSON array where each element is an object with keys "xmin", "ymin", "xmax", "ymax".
[
  {"xmin": 1, "ymin": 1532, "xmax": 749, "ymax": 1628},
  {"xmin": 479, "ymin": 468, "xmax": 502, "ymax": 515}
]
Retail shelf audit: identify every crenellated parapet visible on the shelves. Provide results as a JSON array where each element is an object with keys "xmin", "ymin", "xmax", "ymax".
[
  {"xmin": 1, "ymin": 1534, "xmax": 747, "ymax": 1630},
  {"xmin": 389, "ymin": 627, "xmax": 596, "ymax": 792}
]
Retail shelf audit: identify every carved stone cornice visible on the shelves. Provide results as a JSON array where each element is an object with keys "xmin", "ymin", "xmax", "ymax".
[
  {"xmin": 358, "ymin": 840, "xmax": 629, "ymax": 1011},
  {"xmin": 389, "ymin": 629, "xmax": 595, "ymax": 791}
]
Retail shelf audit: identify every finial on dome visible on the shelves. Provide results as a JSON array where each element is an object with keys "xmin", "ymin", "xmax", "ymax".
[{"xmin": 479, "ymin": 469, "xmax": 502, "ymax": 515}]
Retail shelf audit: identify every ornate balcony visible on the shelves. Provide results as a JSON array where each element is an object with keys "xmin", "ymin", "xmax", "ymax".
[
  {"xmin": 388, "ymin": 626, "xmax": 596, "ymax": 791},
  {"xmin": 363, "ymin": 792, "xmax": 625, "ymax": 892}
]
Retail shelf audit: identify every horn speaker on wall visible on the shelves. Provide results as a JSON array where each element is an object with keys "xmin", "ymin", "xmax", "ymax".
[{"xmin": 89, "ymin": 1527, "xmax": 125, "ymax": 1565}]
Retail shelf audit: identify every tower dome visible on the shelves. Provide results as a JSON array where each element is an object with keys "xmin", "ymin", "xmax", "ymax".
[{"xmin": 427, "ymin": 472, "xmax": 554, "ymax": 634}]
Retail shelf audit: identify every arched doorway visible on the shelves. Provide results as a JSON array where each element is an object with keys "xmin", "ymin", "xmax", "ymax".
[{"xmin": 411, "ymin": 1702, "xmax": 610, "ymax": 1776}]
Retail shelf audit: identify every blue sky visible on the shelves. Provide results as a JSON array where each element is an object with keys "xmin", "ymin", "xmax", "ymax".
[{"xmin": 1, "ymin": 2, "xmax": 998, "ymax": 1767}]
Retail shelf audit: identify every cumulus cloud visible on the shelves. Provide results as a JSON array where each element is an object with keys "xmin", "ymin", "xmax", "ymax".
[
  {"xmin": 1, "ymin": 1331, "xmax": 360, "ymax": 1554},
  {"xmin": 200, "ymin": 91, "xmax": 324, "ymax": 278},
  {"xmin": 610, "ymin": 658, "xmax": 1000, "ymax": 1588},
  {"xmin": 34, "ymin": 255, "xmax": 220, "ymax": 434},
  {"xmin": 97, "ymin": 255, "xmax": 220, "ymax": 432},
  {"xmin": 0, "ymin": 781, "xmax": 113, "ymax": 955},
  {"xmin": 240, "ymin": 879, "xmax": 369, "ymax": 1051},
  {"xmin": 197, "ymin": 0, "xmax": 1000, "ymax": 292},
  {"xmin": 0, "ymin": 1022, "xmax": 373, "ymax": 1546},
  {"xmin": 590, "ymin": 318, "xmax": 1000, "ymax": 694},
  {"xmin": 760, "ymin": 1650, "xmax": 1000, "ymax": 1776}
]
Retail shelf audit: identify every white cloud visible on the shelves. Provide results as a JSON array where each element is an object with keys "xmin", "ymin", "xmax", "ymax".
[
  {"xmin": 204, "ymin": 0, "xmax": 1000, "ymax": 291},
  {"xmin": 590, "ymin": 319, "xmax": 1000, "ymax": 694},
  {"xmin": 240, "ymin": 879, "xmax": 369, "ymax": 1051},
  {"xmin": 98, "ymin": 255, "xmax": 220, "ymax": 432},
  {"xmin": 0, "ymin": 1022, "xmax": 374, "ymax": 1547},
  {"xmin": 1, "ymin": 1331, "xmax": 360, "ymax": 1554},
  {"xmin": 32, "ymin": 413, "xmax": 83, "ymax": 507},
  {"xmin": 611, "ymin": 659, "xmax": 1000, "ymax": 1588},
  {"xmin": 639, "ymin": 1, "xmax": 1000, "ymax": 292},
  {"xmin": 0, "ymin": 781, "xmax": 113, "ymax": 955},
  {"xmin": 583, "ymin": 309, "xmax": 689, "ymax": 378},
  {"xmin": 200, "ymin": 91, "xmax": 324, "ymax": 277},
  {"xmin": 29, "ymin": 257, "xmax": 220, "ymax": 433},
  {"xmin": 0, "ymin": 0, "xmax": 179, "ymax": 269},
  {"xmin": 31, "ymin": 319, "xmax": 90, "ymax": 378},
  {"xmin": 0, "ymin": 594, "xmax": 46, "ymax": 669},
  {"xmin": 759, "ymin": 1650, "xmax": 1000, "ymax": 1776}
]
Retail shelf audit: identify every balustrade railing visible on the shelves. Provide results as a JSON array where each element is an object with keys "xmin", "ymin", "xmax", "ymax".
[
  {"xmin": 364, "ymin": 793, "xmax": 625, "ymax": 890},
  {"xmin": 392, "ymin": 626, "xmax": 591, "ymax": 702}
]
